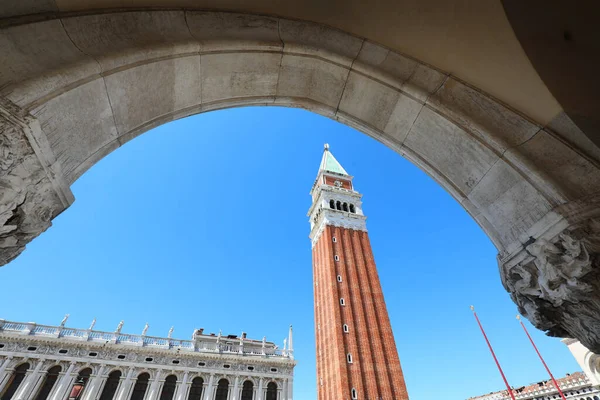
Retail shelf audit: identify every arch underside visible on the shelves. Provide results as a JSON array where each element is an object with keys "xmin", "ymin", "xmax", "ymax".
[{"xmin": 1, "ymin": 10, "xmax": 600, "ymax": 351}]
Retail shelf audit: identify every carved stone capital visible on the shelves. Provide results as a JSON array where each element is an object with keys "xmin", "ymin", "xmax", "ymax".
[
  {"xmin": 0, "ymin": 99, "xmax": 73, "ymax": 266},
  {"xmin": 500, "ymin": 213, "xmax": 600, "ymax": 352}
]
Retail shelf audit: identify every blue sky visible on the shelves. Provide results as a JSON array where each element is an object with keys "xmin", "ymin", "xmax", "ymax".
[{"xmin": 1, "ymin": 107, "xmax": 580, "ymax": 399}]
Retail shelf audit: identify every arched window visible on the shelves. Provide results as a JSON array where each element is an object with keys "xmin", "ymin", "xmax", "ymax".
[
  {"xmin": 337, "ymin": 275, "xmax": 342, "ymax": 282},
  {"xmin": 329, "ymin": 200, "xmax": 335, "ymax": 209},
  {"xmin": 349, "ymin": 204, "xmax": 355, "ymax": 213},
  {"xmin": 32, "ymin": 365, "xmax": 61, "ymax": 400},
  {"xmin": 159, "ymin": 375, "xmax": 177, "ymax": 400},
  {"xmin": 98, "ymin": 370, "xmax": 121, "ymax": 400},
  {"xmin": 343, "ymin": 203, "xmax": 348, "ymax": 212},
  {"xmin": 73, "ymin": 368, "xmax": 92, "ymax": 399},
  {"xmin": 343, "ymin": 324, "xmax": 349, "ymax": 333},
  {"xmin": 593, "ymin": 396, "xmax": 599, "ymax": 400},
  {"xmin": 266, "ymin": 382, "xmax": 277, "ymax": 400},
  {"xmin": 187, "ymin": 377, "xmax": 203, "ymax": 400},
  {"xmin": 241, "ymin": 380, "xmax": 254, "ymax": 400},
  {"xmin": 336, "ymin": 201, "xmax": 341, "ymax": 210},
  {"xmin": 340, "ymin": 298, "xmax": 345, "ymax": 306},
  {"xmin": 1, "ymin": 363, "xmax": 30, "ymax": 400},
  {"xmin": 351, "ymin": 388, "xmax": 358, "ymax": 399},
  {"xmin": 214, "ymin": 379, "xmax": 229, "ymax": 400},
  {"xmin": 347, "ymin": 353, "xmax": 353, "ymax": 363},
  {"xmin": 130, "ymin": 373, "xmax": 150, "ymax": 400}
]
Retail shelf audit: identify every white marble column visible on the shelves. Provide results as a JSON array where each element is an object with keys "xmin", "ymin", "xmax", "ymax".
[
  {"xmin": 0, "ymin": 356, "xmax": 15, "ymax": 394},
  {"xmin": 281, "ymin": 380, "xmax": 288, "ymax": 400},
  {"xmin": 145, "ymin": 370, "xmax": 162, "ymax": 400},
  {"xmin": 81, "ymin": 365, "xmax": 107, "ymax": 400},
  {"xmin": 256, "ymin": 378, "xmax": 263, "ymax": 400},
  {"xmin": 174, "ymin": 371, "xmax": 189, "ymax": 400},
  {"xmin": 115, "ymin": 367, "xmax": 136, "ymax": 400},
  {"xmin": 203, "ymin": 374, "xmax": 214, "ymax": 400},
  {"xmin": 49, "ymin": 361, "xmax": 77, "ymax": 400},
  {"xmin": 286, "ymin": 376, "xmax": 292, "ymax": 400},
  {"xmin": 230, "ymin": 376, "xmax": 240, "ymax": 400},
  {"xmin": 13, "ymin": 358, "xmax": 45, "ymax": 400}
]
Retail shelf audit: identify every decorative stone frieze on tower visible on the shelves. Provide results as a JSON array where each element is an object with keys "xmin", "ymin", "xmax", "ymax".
[{"xmin": 308, "ymin": 145, "xmax": 409, "ymax": 400}]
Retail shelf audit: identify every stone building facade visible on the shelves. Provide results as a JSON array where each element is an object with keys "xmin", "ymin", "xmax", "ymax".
[
  {"xmin": 467, "ymin": 371, "xmax": 600, "ymax": 400},
  {"xmin": 0, "ymin": 318, "xmax": 295, "ymax": 400},
  {"xmin": 308, "ymin": 145, "xmax": 408, "ymax": 400}
]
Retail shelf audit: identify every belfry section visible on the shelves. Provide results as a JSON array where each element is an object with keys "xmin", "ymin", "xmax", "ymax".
[{"xmin": 308, "ymin": 145, "xmax": 409, "ymax": 400}]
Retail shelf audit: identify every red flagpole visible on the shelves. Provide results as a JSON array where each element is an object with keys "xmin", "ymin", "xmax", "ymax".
[
  {"xmin": 517, "ymin": 315, "xmax": 567, "ymax": 400},
  {"xmin": 471, "ymin": 306, "xmax": 516, "ymax": 400}
]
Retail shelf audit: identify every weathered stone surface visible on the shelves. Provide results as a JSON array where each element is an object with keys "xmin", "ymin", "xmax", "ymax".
[
  {"xmin": 201, "ymin": 52, "xmax": 280, "ymax": 105},
  {"xmin": 279, "ymin": 19, "xmax": 363, "ymax": 67},
  {"xmin": 468, "ymin": 158, "xmax": 554, "ymax": 248},
  {"xmin": 546, "ymin": 111, "xmax": 600, "ymax": 163},
  {"xmin": 0, "ymin": 19, "xmax": 98, "ymax": 108},
  {"xmin": 277, "ymin": 54, "xmax": 348, "ymax": 111},
  {"xmin": 105, "ymin": 56, "xmax": 202, "ymax": 135},
  {"xmin": 186, "ymin": 11, "xmax": 281, "ymax": 52},
  {"xmin": 353, "ymin": 41, "xmax": 417, "ymax": 90},
  {"xmin": 0, "ymin": 99, "xmax": 72, "ymax": 264},
  {"xmin": 428, "ymin": 78, "xmax": 540, "ymax": 152},
  {"xmin": 30, "ymin": 79, "xmax": 118, "ymax": 183},
  {"xmin": 62, "ymin": 11, "xmax": 198, "ymax": 73},
  {"xmin": 501, "ymin": 215, "xmax": 600, "ymax": 353},
  {"xmin": 0, "ymin": 0, "xmax": 56, "ymax": 19},
  {"xmin": 403, "ymin": 106, "xmax": 499, "ymax": 197}
]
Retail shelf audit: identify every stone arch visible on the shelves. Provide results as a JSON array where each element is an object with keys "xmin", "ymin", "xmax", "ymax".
[
  {"xmin": 214, "ymin": 378, "xmax": 229, "ymax": 400},
  {"xmin": 0, "ymin": 9, "xmax": 600, "ymax": 350},
  {"xmin": 32, "ymin": 365, "xmax": 62, "ymax": 400},
  {"xmin": 266, "ymin": 381, "xmax": 278, "ymax": 400},
  {"xmin": 0, "ymin": 362, "xmax": 30, "ymax": 399},
  {"xmin": 186, "ymin": 376, "xmax": 204, "ymax": 400},
  {"xmin": 130, "ymin": 372, "xmax": 151, "ymax": 400},
  {"xmin": 98, "ymin": 370, "xmax": 122, "ymax": 400},
  {"xmin": 159, "ymin": 375, "xmax": 178, "ymax": 400},
  {"xmin": 241, "ymin": 380, "xmax": 254, "ymax": 400}
]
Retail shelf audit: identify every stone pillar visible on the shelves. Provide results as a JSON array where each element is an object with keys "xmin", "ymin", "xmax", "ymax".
[
  {"xmin": 499, "ymin": 215, "xmax": 600, "ymax": 353},
  {"xmin": 81, "ymin": 365, "xmax": 107, "ymax": 400},
  {"xmin": 145, "ymin": 370, "xmax": 162, "ymax": 400},
  {"xmin": 0, "ymin": 356, "xmax": 15, "ymax": 394},
  {"xmin": 0, "ymin": 99, "xmax": 74, "ymax": 266},
  {"xmin": 115, "ymin": 367, "xmax": 136, "ymax": 400},
  {"xmin": 49, "ymin": 361, "xmax": 77, "ymax": 400},
  {"xmin": 203, "ymin": 374, "xmax": 214, "ymax": 400},
  {"xmin": 230, "ymin": 376, "xmax": 240, "ymax": 400},
  {"xmin": 286, "ymin": 376, "xmax": 292, "ymax": 400},
  {"xmin": 174, "ymin": 371, "xmax": 189, "ymax": 400},
  {"xmin": 13, "ymin": 358, "xmax": 45, "ymax": 400},
  {"xmin": 256, "ymin": 378, "xmax": 263, "ymax": 400}
]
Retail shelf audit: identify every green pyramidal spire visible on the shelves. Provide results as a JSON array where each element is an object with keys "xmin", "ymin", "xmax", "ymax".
[{"xmin": 319, "ymin": 143, "xmax": 348, "ymax": 175}]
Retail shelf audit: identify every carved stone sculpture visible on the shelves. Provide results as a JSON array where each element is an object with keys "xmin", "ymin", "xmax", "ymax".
[
  {"xmin": 501, "ymin": 218, "xmax": 600, "ymax": 353},
  {"xmin": 0, "ymin": 100, "xmax": 73, "ymax": 266}
]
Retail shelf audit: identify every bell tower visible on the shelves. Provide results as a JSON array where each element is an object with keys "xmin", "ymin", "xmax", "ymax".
[{"xmin": 308, "ymin": 144, "xmax": 409, "ymax": 400}]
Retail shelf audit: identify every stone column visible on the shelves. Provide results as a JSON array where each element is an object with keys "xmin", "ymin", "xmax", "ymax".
[
  {"xmin": 230, "ymin": 376, "xmax": 240, "ymax": 400},
  {"xmin": 202, "ymin": 374, "xmax": 214, "ymax": 400},
  {"xmin": 13, "ymin": 358, "xmax": 45, "ymax": 400},
  {"xmin": 115, "ymin": 367, "xmax": 136, "ymax": 400},
  {"xmin": 500, "ymin": 215, "xmax": 600, "ymax": 353},
  {"xmin": 289, "ymin": 379, "xmax": 293, "ymax": 400},
  {"xmin": 256, "ymin": 378, "xmax": 263, "ymax": 400},
  {"xmin": 174, "ymin": 371, "xmax": 189, "ymax": 400},
  {"xmin": 0, "ymin": 356, "xmax": 15, "ymax": 394},
  {"xmin": 80, "ymin": 365, "xmax": 107, "ymax": 400},
  {"xmin": 0, "ymin": 99, "xmax": 74, "ymax": 266},
  {"xmin": 49, "ymin": 361, "xmax": 77, "ymax": 400},
  {"xmin": 145, "ymin": 370, "xmax": 162, "ymax": 400}
]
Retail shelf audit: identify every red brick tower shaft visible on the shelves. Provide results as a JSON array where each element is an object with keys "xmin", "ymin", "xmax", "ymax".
[{"xmin": 308, "ymin": 145, "xmax": 409, "ymax": 400}]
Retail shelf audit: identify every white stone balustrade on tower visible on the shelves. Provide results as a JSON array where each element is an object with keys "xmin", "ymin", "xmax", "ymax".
[{"xmin": 0, "ymin": 318, "xmax": 295, "ymax": 400}]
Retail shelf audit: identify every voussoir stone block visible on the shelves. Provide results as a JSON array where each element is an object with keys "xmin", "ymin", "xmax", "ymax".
[
  {"xmin": 353, "ymin": 41, "xmax": 418, "ymax": 90},
  {"xmin": 186, "ymin": 11, "xmax": 281, "ymax": 52},
  {"xmin": 279, "ymin": 19, "xmax": 363, "ymax": 67},
  {"xmin": 403, "ymin": 106, "xmax": 499, "ymax": 197},
  {"xmin": 428, "ymin": 77, "xmax": 540, "ymax": 152},
  {"xmin": 277, "ymin": 54, "xmax": 348, "ymax": 112},
  {"xmin": 62, "ymin": 11, "xmax": 198, "ymax": 73},
  {"xmin": 0, "ymin": 19, "xmax": 99, "ymax": 108},
  {"xmin": 467, "ymin": 158, "xmax": 554, "ymax": 249},
  {"xmin": 105, "ymin": 56, "xmax": 202, "ymax": 136},
  {"xmin": 30, "ymin": 79, "xmax": 118, "ymax": 183},
  {"xmin": 200, "ymin": 52, "xmax": 280, "ymax": 105}
]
